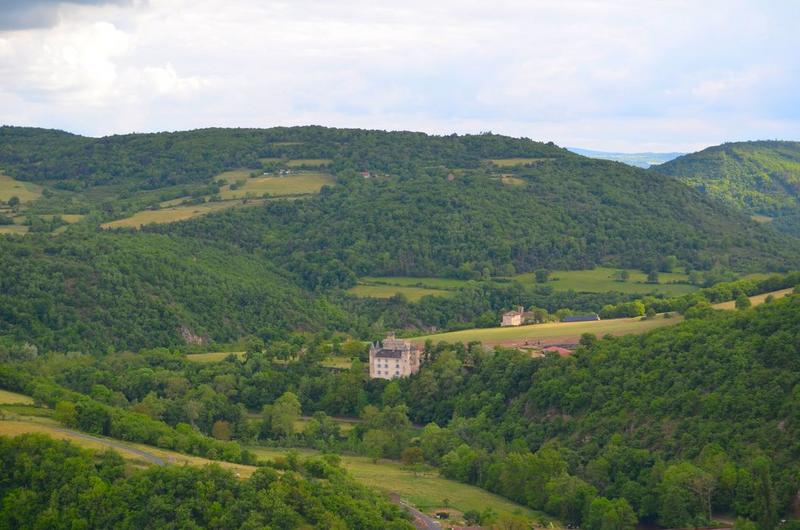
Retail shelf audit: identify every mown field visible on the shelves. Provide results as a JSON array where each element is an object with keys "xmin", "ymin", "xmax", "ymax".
[
  {"xmin": 511, "ymin": 267, "xmax": 697, "ymax": 295},
  {"xmin": 0, "ymin": 173, "xmax": 42, "ymax": 203},
  {"xmin": 101, "ymin": 200, "xmax": 263, "ymax": 229},
  {"xmin": 185, "ymin": 351, "xmax": 246, "ymax": 363},
  {"xmin": 712, "ymin": 287, "xmax": 794, "ymax": 310},
  {"xmin": 218, "ymin": 170, "xmax": 335, "ymax": 200},
  {"xmin": 347, "ymin": 284, "xmax": 453, "ymax": 301},
  {"xmin": 248, "ymin": 446, "xmax": 546, "ymax": 523},
  {"xmin": 0, "ymin": 389, "xmax": 35, "ymax": 405},
  {"xmin": 414, "ymin": 314, "xmax": 682, "ymax": 346}
]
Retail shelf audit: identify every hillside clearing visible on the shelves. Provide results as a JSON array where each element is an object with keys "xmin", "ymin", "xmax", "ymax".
[
  {"xmin": 347, "ymin": 284, "xmax": 453, "ymax": 301},
  {"xmin": 0, "ymin": 225, "xmax": 28, "ymax": 235},
  {"xmin": 512, "ymin": 267, "xmax": 698, "ymax": 295},
  {"xmin": 0, "ymin": 389, "xmax": 35, "ymax": 405},
  {"xmin": 712, "ymin": 287, "xmax": 794, "ymax": 310},
  {"xmin": 186, "ymin": 351, "xmax": 245, "ymax": 363},
  {"xmin": 248, "ymin": 446, "xmax": 546, "ymax": 523},
  {"xmin": 286, "ymin": 158, "xmax": 332, "ymax": 167},
  {"xmin": 101, "ymin": 200, "xmax": 263, "ymax": 229},
  {"xmin": 218, "ymin": 171, "xmax": 335, "ymax": 199},
  {"xmin": 414, "ymin": 315, "xmax": 682, "ymax": 346},
  {"xmin": 0, "ymin": 173, "xmax": 42, "ymax": 203}
]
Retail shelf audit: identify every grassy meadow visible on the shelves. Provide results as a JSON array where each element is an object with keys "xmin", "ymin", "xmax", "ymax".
[
  {"xmin": 347, "ymin": 284, "xmax": 453, "ymax": 301},
  {"xmin": 0, "ymin": 389, "xmax": 35, "ymax": 405},
  {"xmin": 218, "ymin": 170, "xmax": 334, "ymax": 199},
  {"xmin": 0, "ymin": 173, "xmax": 42, "ymax": 203},
  {"xmin": 0, "ymin": 225, "xmax": 28, "ymax": 235},
  {"xmin": 286, "ymin": 159, "xmax": 332, "ymax": 167},
  {"xmin": 512, "ymin": 267, "xmax": 698, "ymax": 295},
  {"xmin": 185, "ymin": 351, "xmax": 245, "ymax": 363},
  {"xmin": 712, "ymin": 287, "xmax": 794, "ymax": 310},
  {"xmin": 101, "ymin": 200, "xmax": 262, "ymax": 229},
  {"xmin": 414, "ymin": 314, "xmax": 682, "ymax": 346}
]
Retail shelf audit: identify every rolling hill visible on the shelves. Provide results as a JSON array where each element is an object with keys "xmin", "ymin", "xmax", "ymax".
[{"xmin": 652, "ymin": 141, "xmax": 800, "ymax": 234}]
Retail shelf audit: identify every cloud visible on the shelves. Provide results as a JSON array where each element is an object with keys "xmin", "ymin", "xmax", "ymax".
[
  {"xmin": 0, "ymin": 0, "xmax": 798, "ymax": 151},
  {"xmin": 0, "ymin": 0, "xmax": 135, "ymax": 31}
]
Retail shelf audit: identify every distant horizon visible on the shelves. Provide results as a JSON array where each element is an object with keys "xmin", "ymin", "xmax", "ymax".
[{"xmin": 4, "ymin": 121, "xmax": 799, "ymax": 156}]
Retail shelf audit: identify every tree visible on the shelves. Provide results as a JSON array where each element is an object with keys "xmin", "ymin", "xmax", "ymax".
[
  {"xmin": 53, "ymin": 401, "xmax": 77, "ymax": 427},
  {"xmin": 7, "ymin": 196, "xmax": 19, "ymax": 208},
  {"xmin": 752, "ymin": 457, "xmax": 777, "ymax": 530},
  {"xmin": 401, "ymin": 447, "xmax": 424, "ymax": 466},
  {"xmin": 211, "ymin": 420, "xmax": 232, "ymax": 440},
  {"xmin": 535, "ymin": 269, "xmax": 550, "ymax": 283},
  {"xmin": 658, "ymin": 462, "xmax": 714, "ymax": 527},
  {"xmin": 661, "ymin": 255, "xmax": 679, "ymax": 273},
  {"xmin": 545, "ymin": 474, "xmax": 597, "ymax": 526},
  {"xmin": 264, "ymin": 391, "xmax": 301, "ymax": 438},
  {"xmin": 647, "ymin": 270, "xmax": 660, "ymax": 284},
  {"xmin": 382, "ymin": 381, "xmax": 404, "ymax": 407},
  {"xmin": 615, "ymin": 269, "xmax": 630, "ymax": 282},
  {"xmin": 585, "ymin": 497, "xmax": 637, "ymax": 530},
  {"xmin": 735, "ymin": 294, "xmax": 752, "ymax": 310},
  {"xmin": 363, "ymin": 429, "xmax": 392, "ymax": 462}
]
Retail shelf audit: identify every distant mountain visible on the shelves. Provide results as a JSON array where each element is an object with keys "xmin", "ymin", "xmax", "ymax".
[
  {"xmin": 652, "ymin": 141, "xmax": 800, "ymax": 235},
  {"xmin": 568, "ymin": 147, "xmax": 684, "ymax": 168}
]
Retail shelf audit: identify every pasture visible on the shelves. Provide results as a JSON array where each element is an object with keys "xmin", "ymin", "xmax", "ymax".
[
  {"xmin": 0, "ymin": 173, "xmax": 42, "ymax": 203},
  {"xmin": 512, "ymin": 267, "xmax": 698, "ymax": 296},
  {"xmin": 359, "ymin": 276, "xmax": 468, "ymax": 290},
  {"xmin": 186, "ymin": 351, "xmax": 245, "ymax": 363},
  {"xmin": 712, "ymin": 287, "xmax": 794, "ymax": 310},
  {"xmin": 413, "ymin": 314, "xmax": 682, "ymax": 346},
  {"xmin": 218, "ymin": 171, "xmax": 335, "ymax": 200},
  {"xmin": 347, "ymin": 284, "xmax": 453, "ymax": 301},
  {"xmin": 248, "ymin": 446, "xmax": 545, "ymax": 523},
  {"xmin": 499, "ymin": 175, "xmax": 527, "ymax": 186},
  {"xmin": 0, "ymin": 389, "xmax": 35, "ymax": 405},
  {"xmin": 286, "ymin": 159, "xmax": 332, "ymax": 167},
  {"xmin": 0, "ymin": 225, "xmax": 28, "ymax": 235},
  {"xmin": 101, "ymin": 200, "xmax": 261, "ymax": 229}
]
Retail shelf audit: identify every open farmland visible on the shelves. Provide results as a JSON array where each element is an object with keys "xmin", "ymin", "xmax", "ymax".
[
  {"xmin": 248, "ymin": 446, "xmax": 547, "ymax": 524},
  {"xmin": 101, "ymin": 200, "xmax": 263, "ymax": 229},
  {"xmin": 414, "ymin": 314, "xmax": 683, "ymax": 347},
  {"xmin": 185, "ymin": 351, "xmax": 245, "ymax": 363},
  {"xmin": 286, "ymin": 158, "xmax": 332, "ymax": 167},
  {"xmin": 712, "ymin": 287, "xmax": 794, "ymax": 310},
  {"xmin": 0, "ymin": 173, "xmax": 42, "ymax": 203},
  {"xmin": 0, "ymin": 225, "xmax": 28, "ymax": 235},
  {"xmin": 513, "ymin": 267, "xmax": 698, "ymax": 295},
  {"xmin": 0, "ymin": 389, "xmax": 35, "ymax": 405},
  {"xmin": 218, "ymin": 170, "xmax": 335, "ymax": 199},
  {"xmin": 348, "ymin": 284, "xmax": 453, "ymax": 301}
]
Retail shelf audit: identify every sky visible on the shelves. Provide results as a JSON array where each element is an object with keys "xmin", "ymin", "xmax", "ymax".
[{"xmin": 0, "ymin": 0, "xmax": 798, "ymax": 152}]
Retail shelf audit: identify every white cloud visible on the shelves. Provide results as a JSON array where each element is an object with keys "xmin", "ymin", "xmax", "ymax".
[{"xmin": 0, "ymin": 0, "xmax": 798, "ymax": 150}]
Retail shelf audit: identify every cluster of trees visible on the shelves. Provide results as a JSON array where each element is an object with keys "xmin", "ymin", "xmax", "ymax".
[{"xmin": 0, "ymin": 434, "xmax": 413, "ymax": 529}]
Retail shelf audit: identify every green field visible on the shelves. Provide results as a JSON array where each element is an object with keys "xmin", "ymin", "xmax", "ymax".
[
  {"xmin": 286, "ymin": 159, "xmax": 332, "ymax": 168},
  {"xmin": 414, "ymin": 314, "xmax": 682, "ymax": 346},
  {"xmin": 218, "ymin": 171, "xmax": 335, "ymax": 200},
  {"xmin": 712, "ymin": 288, "xmax": 794, "ymax": 310},
  {"xmin": 360, "ymin": 276, "xmax": 469, "ymax": 290},
  {"xmin": 0, "ymin": 173, "xmax": 42, "ymax": 203},
  {"xmin": 751, "ymin": 214, "xmax": 773, "ymax": 223},
  {"xmin": 185, "ymin": 351, "xmax": 245, "ymax": 363},
  {"xmin": 513, "ymin": 267, "xmax": 698, "ymax": 295},
  {"xmin": 102, "ymin": 200, "xmax": 263, "ymax": 229},
  {"xmin": 488, "ymin": 158, "xmax": 550, "ymax": 167},
  {"xmin": 0, "ymin": 389, "xmax": 35, "ymax": 405},
  {"xmin": 0, "ymin": 225, "xmax": 28, "ymax": 235},
  {"xmin": 347, "ymin": 284, "xmax": 453, "ymax": 301},
  {"xmin": 499, "ymin": 175, "xmax": 527, "ymax": 186},
  {"xmin": 248, "ymin": 446, "xmax": 545, "ymax": 523}
]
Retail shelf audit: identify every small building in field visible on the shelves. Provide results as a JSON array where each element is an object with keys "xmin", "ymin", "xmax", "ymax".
[
  {"xmin": 369, "ymin": 333, "xmax": 422, "ymax": 379},
  {"xmin": 561, "ymin": 314, "xmax": 600, "ymax": 323},
  {"xmin": 501, "ymin": 306, "xmax": 525, "ymax": 327}
]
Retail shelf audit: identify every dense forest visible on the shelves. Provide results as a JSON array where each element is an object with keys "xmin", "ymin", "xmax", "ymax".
[
  {"xmin": 653, "ymin": 141, "xmax": 800, "ymax": 235},
  {"xmin": 0, "ymin": 434, "xmax": 413, "ymax": 529}
]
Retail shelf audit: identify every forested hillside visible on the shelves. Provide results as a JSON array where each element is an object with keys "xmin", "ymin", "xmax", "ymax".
[
  {"xmin": 0, "ymin": 229, "xmax": 347, "ymax": 353},
  {"xmin": 653, "ymin": 141, "xmax": 800, "ymax": 234},
  {"xmin": 156, "ymin": 156, "xmax": 797, "ymax": 288},
  {"xmin": 400, "ymin": 294, "xmax": 800, "ymax": 528}
]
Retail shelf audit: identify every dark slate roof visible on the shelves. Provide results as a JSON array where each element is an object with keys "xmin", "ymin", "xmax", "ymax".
[
  {"xmin": 373, "ymin": 349, "xmax": 403, "ymax": 359},
  {"xmin": 561, "ymin": 314, "xmax": 600, "ymax": 322}
]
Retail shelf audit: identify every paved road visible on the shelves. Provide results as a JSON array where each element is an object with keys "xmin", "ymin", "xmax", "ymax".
[
  {"xmin": 389, "ymin": 493, "xmax": 441, "ymax": 530},
  {"xmin": 53, "ymin": 427, "xmax": 166, "ymax": 466}
]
